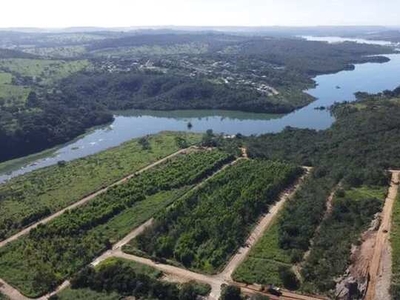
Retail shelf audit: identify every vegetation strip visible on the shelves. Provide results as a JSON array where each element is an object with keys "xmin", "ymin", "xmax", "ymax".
[
  {"xmin": 128, "ymin": 159, "xmax": 303, "ymax": 274},
  {"xmin": 221, "ymin": 168, "xmax": 310, "ymax": 281},
  {"xmin": 233, "ymin": 173, "xmax": 335, "ymax": 288},
  {"xmin": 0, "ymin": 132, "xmax": 201, "ymax": 242},
  {"xmin": 0, "ymin": 149, "xmax": 233, "ymax": 297}
]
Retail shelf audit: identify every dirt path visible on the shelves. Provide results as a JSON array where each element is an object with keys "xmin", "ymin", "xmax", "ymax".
[
  {"xmin": 365, "ymin": 171, "xmax": 400, "ymax": 300},
  {"xmin": 0, "ymin": 279, "xmax": 30, "ymax": 300},
  {"xmin": 293, "ymin": 186, "xmax": 338, "ymax": 281},
  {"xmin": 0, "ymin": 147, "xmax": 194, "ymax": 249},
  {"xmin": 115, "ymin": 251, "xmax": 225, "ymax": 299},
  {"xmin": 0, "ymin": 154, "xmax": 241, "ymax": 300},
  {"xmin": 116, "ymin": 249, "xmax": 326, "ymax": 300},
  {"xmin": 219, "ymin": 168, "xmax": 311, "ymax": 281},
  {"xmin": 0, "ymin": 160, "xmax": 322, "ymax": 300},
  {"xmin": 240, "ymin": 147, "xmax": 248, "ymax": 159}
]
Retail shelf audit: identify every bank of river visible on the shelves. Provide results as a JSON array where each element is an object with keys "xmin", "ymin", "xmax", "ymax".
[{"xmin": 1, "ymin": 50, "xmax": 400, "ymax": 182}]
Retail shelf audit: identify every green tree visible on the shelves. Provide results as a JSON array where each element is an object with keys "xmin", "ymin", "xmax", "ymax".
[
  {"xmin": 279, "ymin": 266, "xmax": 299, "ymax": 290},
  {"xmin": 220, "ymin": 285, "xmax": 242, "ymax": 300},
  {"xmin": 138, "ymin": 137, "xmax": 151, "ymax": 150}
]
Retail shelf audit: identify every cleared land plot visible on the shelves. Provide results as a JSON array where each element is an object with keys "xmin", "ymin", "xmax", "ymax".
[
  {"xmin": 233, "ymin": 178, "xmax": 387, "ymax": 291},
  {"xmin": 0, "ymin": 132, "xmax": 201, "ymax": 241},
  {"xmin": 302, "ymin": 185, "xmax": 386, "ymax": 294},
  {"xmin": 0, "ymin": 149, "xmax": 232, "ymax": 297},
  {"xmin": 234, "ymin": 175, "xmax": 335, "ymax": 287},
  {"xmin": 128, "ymin": 159, "xmax": 303, "ymax": 274}
]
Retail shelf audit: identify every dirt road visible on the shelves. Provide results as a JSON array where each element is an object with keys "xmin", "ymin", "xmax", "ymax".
[
  {"xmin": 0, "ymin": 279, "xmax": 30, "ymax": 300},
  {"xmin": 220, "ymin": 168, "xmax": 311, "ymax": 281},
  {"xmin": 365, "ymin": 171, "xmax": 400, "ymax": 300},
  {"xmin": 0, "ymin": 147, "xmax": 194, "ymax": 249},
  {"xmin": 0, "ymin": 160, "xmax": 322, "ymax": 300}
]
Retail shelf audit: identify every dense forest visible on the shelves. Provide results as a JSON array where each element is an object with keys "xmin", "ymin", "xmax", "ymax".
[
  {"xmin": 59, "ymin": 72, "xmax": 294, "ymax": 113},
  {"xmin": 0, "ymin": 92, "xmax": 113, "ymax": 161}
]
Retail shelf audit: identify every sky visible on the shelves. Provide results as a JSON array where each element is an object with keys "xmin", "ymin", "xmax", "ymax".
[{"xmin": 1, "ymin": 0, "xmax": 399, "ymax": 28}]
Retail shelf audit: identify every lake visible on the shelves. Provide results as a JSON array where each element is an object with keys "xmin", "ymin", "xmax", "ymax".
[
  {"xmin": 1, "ymin": 46, "xmax": 400, "ymax": 182},
  {"xmin": 300, "ymin": 35, "xmax": 394, "ymax": 46}
]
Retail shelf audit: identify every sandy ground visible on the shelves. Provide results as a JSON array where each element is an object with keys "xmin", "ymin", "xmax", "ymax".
[{"xmin": 365, "ymin": 171, "xmax": 400, "ymax": 300}]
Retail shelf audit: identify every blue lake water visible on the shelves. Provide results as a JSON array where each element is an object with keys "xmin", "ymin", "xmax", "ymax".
[{"xmin": 1, "ymin": 50, "xmax": 400, "ymax": 182}]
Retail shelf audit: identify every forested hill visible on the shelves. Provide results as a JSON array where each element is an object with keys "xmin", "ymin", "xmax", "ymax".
[
  {"xmin": 246, "ymin": 87, "xmax": 400, "ymax": 181},
  {"xmin": 0, "ymin": 31, "xmax": 396, "ymax": 163},
  {"xmin": 59, "ymin": 72, "xmax": 295, "ymax": 113},
  {"xmin": 0, "ymin": 48, "xmax": 37, "ymax": 59},
  {"xmin": 224, "ymin": 38, "xmax": 392, "ymax": 75}
]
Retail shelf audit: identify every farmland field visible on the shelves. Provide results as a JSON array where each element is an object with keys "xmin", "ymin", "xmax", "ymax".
[
  {"xmin": 130, "ymin": 159, "xmax": 303, "ymax": 274},
  {"xmin": 0, "ymin": 148, "xmax": 232, "ymax": 297},
  {"xmin": 0, "ymin": 132, "xmax": 201, "ymax": 242}
]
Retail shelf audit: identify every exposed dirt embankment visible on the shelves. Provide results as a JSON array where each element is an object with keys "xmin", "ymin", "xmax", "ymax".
[{"xmin": 336, "ymin": 171, "xmax": 400, "ymax": 300}]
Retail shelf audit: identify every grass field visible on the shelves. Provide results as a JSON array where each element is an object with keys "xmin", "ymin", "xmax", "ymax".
[
  {"xmin": 93, "ymin": 43, "xmax": 209, "ymax": 57},
  {"xmin": 22, "ymin": 46, "xmax": 87, "ymax": 58},
  {"xmin": 0, "ymin": 58, "xmax": 90, "ymax": 85},
  {"xmin": 0, "ymin": 71, "xmax": 30, "ymax": 106},
  {"xmin": 58, "ymin": 288, "xmax": 120, "ymax": 300},
  {"xmin": 233, "ymin": 218, "xmax": 292, "ymax": 286},
  {"xmin": 0, "ymin": 72, "xmax": 11, "ymax": 84},
  {"xmin": 0, "ymin": 132, "xmax": 201, "ymax": 241},
  {"xmin": 336, "ymin": 185, "xmax": 387, "ymax": 202}
]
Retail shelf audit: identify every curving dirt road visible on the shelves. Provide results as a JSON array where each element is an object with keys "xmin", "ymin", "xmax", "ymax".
[
  {"xmin": 0, "ymin": 147, "xmax": 195, "ymax": 249},
  {"xmin": 365, "ymin": 171, "xmax": 400, "ymax": 300}
]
